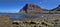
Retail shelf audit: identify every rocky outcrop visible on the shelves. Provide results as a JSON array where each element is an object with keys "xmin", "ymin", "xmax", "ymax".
[
  {"xmin": 12, "ymin": 14, "xmax": 60, "ymax": 27},
  {"xmin": 19, "ymin": 4, "xmax": 45, "ymax": 14}
]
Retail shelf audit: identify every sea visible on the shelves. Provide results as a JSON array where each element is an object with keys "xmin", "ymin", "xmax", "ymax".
[
  {"xmin": 0, "ymin": 13, "xmax": 60, "ymax": 20},
  {"xmin": 0, "ymin": 13, "xmax": 28, "ymax": 20}
]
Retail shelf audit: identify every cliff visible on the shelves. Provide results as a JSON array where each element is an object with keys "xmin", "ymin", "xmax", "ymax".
[{"xmin": 19, "ymin": 4, "xmax": 45, "ymax": 14}]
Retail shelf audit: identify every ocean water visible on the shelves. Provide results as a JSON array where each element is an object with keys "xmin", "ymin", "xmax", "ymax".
[
  {"xmin": 0, "ymin": 13, "xmax": 28, "ymax": 20},
  {"xmin": 0, "ymin": 13, "xmax": 60, "ymax": 20}
]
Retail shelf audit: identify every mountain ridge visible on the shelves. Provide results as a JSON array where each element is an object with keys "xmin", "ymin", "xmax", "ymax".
[{"xmin": 19, "ymin": 3, "xmax": 48, "ymax": 14}]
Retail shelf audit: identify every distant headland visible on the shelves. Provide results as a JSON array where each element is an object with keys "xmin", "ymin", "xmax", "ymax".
[{"xmin": 19, "ymin": 3, "xmax": 60, "ymax": 14}]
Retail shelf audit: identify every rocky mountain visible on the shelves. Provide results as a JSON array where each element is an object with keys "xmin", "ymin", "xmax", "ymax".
[
  {"xmin": 51, "ymin": 5, "xmax": 60, "ymax": 11},
  {"xmin": 42, "ymin": 9, "xmax": 49, "ymax": 11},
  {"xmin": 19, "ymin": 4, "xmax": 47, "ymax": 14}
]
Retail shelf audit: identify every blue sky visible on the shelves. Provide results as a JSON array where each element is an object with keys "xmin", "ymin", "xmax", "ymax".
[{"xmin": 0, "ymin": 0, "xmax": 60, "ymax": 13}]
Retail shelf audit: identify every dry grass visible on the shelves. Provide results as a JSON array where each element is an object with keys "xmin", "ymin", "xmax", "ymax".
[{"xmin": 0, "ymin": 15, "xmax": 11, "ymax": 27}]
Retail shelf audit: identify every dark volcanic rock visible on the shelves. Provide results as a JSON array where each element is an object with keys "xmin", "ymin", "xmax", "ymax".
[
  {"xmin": 19, "ymin": 4, "xmax": 45, "ymax": 14},
  {"xmin": 51, "ymin": 5, "xmax": 60, "ymax": 11}
]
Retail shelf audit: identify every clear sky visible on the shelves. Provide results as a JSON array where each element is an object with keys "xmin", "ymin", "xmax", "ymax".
[{"xmin": 0, "ymin": 0, "xmax": 60, "ymax": 13}]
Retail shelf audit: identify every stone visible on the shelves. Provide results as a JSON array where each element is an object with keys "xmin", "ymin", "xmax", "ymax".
[{"xmin": 19, "ymin": 4, "xmax": 45, "ymax": 14}]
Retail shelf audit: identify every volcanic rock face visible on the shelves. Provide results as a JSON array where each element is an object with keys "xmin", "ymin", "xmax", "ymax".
[
  {"xmin": 19, "ymin": 4, "xmax": 44, "ymax": 14},
  {"xmin": 51, "ymin": 5, "xmax": 60, "ymax": 11}
]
